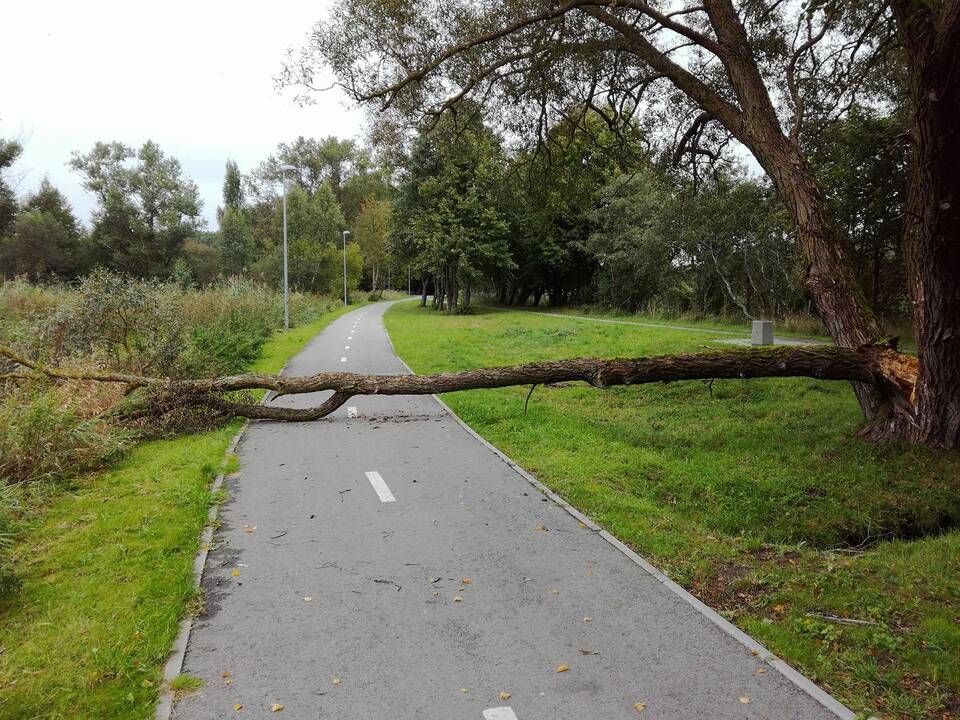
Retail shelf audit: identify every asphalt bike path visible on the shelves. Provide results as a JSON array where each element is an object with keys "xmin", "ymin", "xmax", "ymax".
[{"xmin": 171, "ymin": 301, "xmax": 847, "ymax": 720}]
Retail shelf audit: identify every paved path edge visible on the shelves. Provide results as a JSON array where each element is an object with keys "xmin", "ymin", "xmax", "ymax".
[
  {"xmin": 381, "ymin": 305, "xmax": 856, "ymax": 720},
  {"xmin": 155, "ymin": 423, "xmax": 248, "ymax": 720}
]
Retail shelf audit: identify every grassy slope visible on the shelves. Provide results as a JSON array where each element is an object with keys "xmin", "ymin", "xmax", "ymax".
[
  {"xmin": 0, "ymin": 302, "xmax": 359, "ymax": 720},
  {"xmin": 385, "ymin": 302, "xmax": 960, "ymax": 720}
]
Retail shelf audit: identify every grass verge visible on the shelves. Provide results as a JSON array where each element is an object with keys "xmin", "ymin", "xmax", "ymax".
[
  {"xmin": 385, "ymin": 301, "xmax": 960, "ymax": 720},
  {"xmin": 0, "ymin": 301, "xmax": 362, "ymax": 719}
]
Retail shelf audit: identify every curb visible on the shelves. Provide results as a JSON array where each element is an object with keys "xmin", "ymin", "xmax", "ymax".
[
  {"xmin": 154, "ymin": 424, "xmax": 247, "ymax": 720},
  {"xmin": 381, "ymin": 305, "xmax": 856, "ymax": 720}
]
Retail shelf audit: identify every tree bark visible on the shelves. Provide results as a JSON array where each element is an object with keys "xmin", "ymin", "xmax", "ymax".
[{"xmin": 883, "ymin": 0, "xmax": 960, "ymax": 448}]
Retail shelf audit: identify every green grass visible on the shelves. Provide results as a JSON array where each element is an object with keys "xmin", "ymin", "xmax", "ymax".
[
  {"xmin": 0, "ymin": 300, "xmax": 363, "ymax": 719},
  {"xmin": 385, "ymin": 301, "xmax": 960, "ymax": 720},
  {"xmin": 169, "ymin": 674, "xmax": 204, "ymax": 696}
]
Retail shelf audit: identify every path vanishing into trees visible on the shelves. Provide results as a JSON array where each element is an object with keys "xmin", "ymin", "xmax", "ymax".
[{"xmin": 169, "ymin": 301, "xmax": 850, "ymax": 720}]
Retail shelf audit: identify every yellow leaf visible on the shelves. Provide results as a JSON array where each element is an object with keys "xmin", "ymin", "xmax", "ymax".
[
  {"xmin": 499, "ymin": 691, "xmax": 511, "ymax": 701},
  {"xmin": 231, "ymin": 568, "xmax": 240, "ymax": 577},
  {"xmin": 459, "ymin": 688, "xmax": 468, "ymax": 693},
  {"xmin": 234, "ymin": 703, "xmax": 243, "ymax": 711},
  {"xmin": 556, "ymin": 664, "xmax": 570, "ymax": 673},
  {"xmin": 271, "ymin": 703, "xmax": 284, "ymax": 712},
  {"xmin": 535, "ymin": 524, "xmax": 547, "ymax": 531},
  {"xmin": 634, "ymin": 701, "xmax": 647, "ymax": 712},
  {"xmin": 773, "ymin": 604, "xmax": 786, "ymax": 613},
  {"xmin": 462, "ymin": 579, "xmax": 472, "ymax": 585},
  {"xmin": 739, "ymin": 696, "xmax": 751, "ymax": 704}
]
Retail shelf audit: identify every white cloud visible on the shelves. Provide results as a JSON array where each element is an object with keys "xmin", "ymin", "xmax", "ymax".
[{"xmin": 0, "ymin": 0, "xmax": 363, "ymax": 227}]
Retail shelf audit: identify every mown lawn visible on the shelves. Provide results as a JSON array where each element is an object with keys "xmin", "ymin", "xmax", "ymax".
[
  {"xmin": 385, "ymin": 301, "xmax": 960, "ymax": 720},
  {"xmin": 0, "ymin": 302, "xmax": 360, "ymax": 720}
]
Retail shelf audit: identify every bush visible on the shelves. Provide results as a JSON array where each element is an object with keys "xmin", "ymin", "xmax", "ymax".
[{"xmin": 0, "ymin": 385, "xmax": 129, "ymax": 487}]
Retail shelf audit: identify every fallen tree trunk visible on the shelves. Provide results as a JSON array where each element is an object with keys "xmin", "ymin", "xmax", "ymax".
[{"xmin": 2, "ymin": 342, "xmax": 917, "ymax": 426}]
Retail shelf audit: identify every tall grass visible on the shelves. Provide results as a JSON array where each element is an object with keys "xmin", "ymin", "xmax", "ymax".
[{"xmin": 0, "ymin": 272, "xmax": 338, "ymax": 596}]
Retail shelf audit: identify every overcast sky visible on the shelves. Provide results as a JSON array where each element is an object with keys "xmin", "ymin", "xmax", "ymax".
[{"xmin": 1, "ymin": 0, "xmax": 363, "ymax": 228}]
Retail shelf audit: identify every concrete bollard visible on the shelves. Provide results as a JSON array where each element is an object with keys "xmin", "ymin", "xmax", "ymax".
[{"xmin": 752, "ymin": 320, "xmax": 774, "ymax": 346}]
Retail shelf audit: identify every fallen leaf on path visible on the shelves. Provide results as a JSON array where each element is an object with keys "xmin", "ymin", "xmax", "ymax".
[
  {"xmin": 462, "ymin": 579, "xmax": 472, "ymax": 585},
  {"xmin": 551, "ymin": 589, "xmax": 560, "ymax": 595},
  {"xmin": 460, "ymin": 688, "xmax": 468, "ymax": 693},
  {"xmin": 499, "ymin": 691, "xmax": 511, "ymax": 701},
  {"xmin": 633, "ymin": 701, "xmax": 647, "ymax": 712},
  {"xmin": 231, "ymin": 568, "xmax": 240, "ymax": 577},
  {"xmin": 556, "ymin": 664, "xmax": 570, "ymax": 673},
  {"xmin": 271, "ymin": 703, "xmax": 284, "ymax": 712},
  {"xmin": 739, "ymin": 696, "xmax": 751, "ymax": 704},
  {"xmin": 583, "ymin": 616, "xmax": 593, "ymax": 623},
  {"xmin": 332, "ymin": 678, "xmax": 341, "ymax": 686},
  {"xmin": 453, "ymin": 596, "xmax": 463, "ymax": 603},
  {"xmin": 243, "ymin": 525, "xmax": 256, "ymax": 533},
  {"xmin": 234, "ymin": 703, "xmax": 243, "ymax": 711},
  {"xmin": 535, "ymin": 524, "xmax": 548, "ymax": 531},
  {"xmin": 303, "ymin": 597, "xmax": 312, "ymax": 602}
]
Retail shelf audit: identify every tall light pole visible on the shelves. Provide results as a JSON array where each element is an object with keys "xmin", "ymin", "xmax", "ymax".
[
  {"xmin": 280, "ymin": 164, "xmax": 297, "ymax": 330},
  {"xmin": 342, "ymin": 230, "xmax": 351, "ymax": 307}
]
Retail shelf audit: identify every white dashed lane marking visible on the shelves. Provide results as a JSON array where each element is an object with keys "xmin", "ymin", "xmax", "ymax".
[
  {"xmin": 364, "ymin": 471, "xmax": 396, "ymax": 503},
  {"xmin": 483, "ymin": 709, "xmax": 519, "ymax": 720},
  {"xmin": 340, "ymin": 357, "xmax": 347, "ymax": 362}
]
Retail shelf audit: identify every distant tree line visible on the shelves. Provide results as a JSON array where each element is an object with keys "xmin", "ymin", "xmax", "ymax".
[
  {"xmin": 1, "ymin": 108, "xmax": 905, "ymax": 322},
  {"xmin": 388, "ymin": 103, "xmax": 905, "ymax": 320}
]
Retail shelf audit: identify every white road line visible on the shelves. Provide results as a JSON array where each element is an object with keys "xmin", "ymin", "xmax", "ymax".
[
  {"xmin": 364, "ymin": 471, "xmax": 396, "ymax": 503},
  {"xmin": 348, "ymin": 335, "xmax": 353, "ymax": 340},
  {"xmin": 345, "ymin": 345, "xmax": 350, "ymax": 349},
  {"xmin": 482, "ymin": 709, "xmax": 518, "ymax": 720},
  {"xmin": 340, "ymin": 357, "xmax": 347, "ymax": 362}
]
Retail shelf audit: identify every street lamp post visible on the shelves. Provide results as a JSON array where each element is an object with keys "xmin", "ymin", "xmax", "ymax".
[
  {"xmin": 342, "ymin": 230, "xmax": 351, "ymax": 307},
  {"xmin": 280, "ymin": 164, "xmax": 297, "ymax": 330}
]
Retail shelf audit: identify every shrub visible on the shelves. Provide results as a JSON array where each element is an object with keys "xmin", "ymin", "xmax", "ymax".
[{"xmin": 0, "ymin": 385, "xmax": 129, "ymax": 487}]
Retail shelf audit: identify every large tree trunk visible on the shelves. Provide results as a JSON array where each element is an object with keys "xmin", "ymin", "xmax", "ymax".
[
  {"xmin": 884, "ymin": 0, "xmax": 960, "ymax": 448},
  {"xmin": 698, "ymin": 0, "xmax": 887, "ymax": 420},
  {"xmin": 760, "ymin": 143, "xmax": 887, "ymax": 420},
  {"xmin": 1, "ymin": 343, "xmax": 918, "ymax": 425}
]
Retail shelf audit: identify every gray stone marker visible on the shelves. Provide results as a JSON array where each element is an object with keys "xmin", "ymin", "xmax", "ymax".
[{"xmin": 752, "ymin": 319, "xmax": 774, "ymax": 345}]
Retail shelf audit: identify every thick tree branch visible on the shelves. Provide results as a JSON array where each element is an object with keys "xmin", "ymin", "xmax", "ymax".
[{"xmin": 3, "ymin": 343, "xmax": 918, "ymax": 424}]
